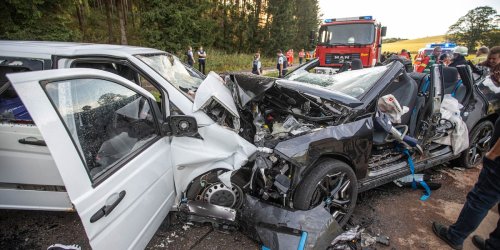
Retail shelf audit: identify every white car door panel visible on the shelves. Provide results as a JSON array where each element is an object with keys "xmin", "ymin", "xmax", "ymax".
[{"xmin": 7, "ymin": 68, "xmax": 175, "ymax": 250}]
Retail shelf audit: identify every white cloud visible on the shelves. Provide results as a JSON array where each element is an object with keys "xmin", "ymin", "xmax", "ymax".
[{"xmin": 319, "ymin": 0, "xmax": 499, "ymax": 39}]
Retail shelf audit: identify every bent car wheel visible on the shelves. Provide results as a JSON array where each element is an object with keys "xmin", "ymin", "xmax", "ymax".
[
  {"xmin": 293, "ymin": 159, "xmax": 357, "ymax": 226},
  {"xmin": 457, "ymin": 120, "xmax": 494, "ymax": 168}
]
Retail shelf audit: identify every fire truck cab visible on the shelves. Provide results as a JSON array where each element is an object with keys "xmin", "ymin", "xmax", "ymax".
[{"xmin": 315, "ymin": 16, "xmax": 386, "ymax": 72}]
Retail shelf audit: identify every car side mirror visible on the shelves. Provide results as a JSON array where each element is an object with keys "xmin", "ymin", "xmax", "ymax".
[
  {"xmin": 162, "ymin": 115, "xmax": 199, "ymax": 137},
  {"xmin": 381, "ymin": 27, "xmax": 387, "ymax": 37}
]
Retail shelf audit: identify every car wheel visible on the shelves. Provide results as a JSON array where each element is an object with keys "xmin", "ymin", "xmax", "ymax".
[
  {"xmin": 457, "ymin": 120, "xmax": 494, "ymax": 168},
  {"xmin": 293, "ymin": 159, "xmax": 357, "ymax": 226}
]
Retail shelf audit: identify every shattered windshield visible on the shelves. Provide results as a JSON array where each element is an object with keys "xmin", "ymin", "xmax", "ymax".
[
  {"xmin": 286, "ymin": 64, "xmax": 390, "ymax": 99},
  {"xmin": 136, "ymin": 54, "xmax": 203, "ymax": 100}
]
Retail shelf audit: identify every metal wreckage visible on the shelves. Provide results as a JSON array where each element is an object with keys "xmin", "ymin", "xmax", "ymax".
[
  {"xmin": 2, "ymin": 42, "xmax": 497, "ymax": 249},
  {"xmin": 177, "ymin": 58, "xmax": 497, "ymax": 249}
]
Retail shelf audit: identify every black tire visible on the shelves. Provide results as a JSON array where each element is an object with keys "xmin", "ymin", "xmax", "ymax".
[
  {"xmin": 293, "ymin": 159, "xmax": 357, "ymax": 226},
  {"xmin": 456, "ymin": 120, "xmax": 494, "ymax": 168}
]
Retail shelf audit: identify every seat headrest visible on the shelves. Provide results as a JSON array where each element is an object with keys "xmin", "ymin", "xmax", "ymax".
[
  {"xmin": 351, "ymin": 59, "xmax": 363, "ymax": 70},
  {"xmin": 442, "ymin": 67, "xmax": 459, "ymax": 84}
]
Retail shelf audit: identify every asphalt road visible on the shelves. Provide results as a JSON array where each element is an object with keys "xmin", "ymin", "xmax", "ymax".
[{"xmin": 0, "ymin": 163, "xmax": 498, "ymax": 249}]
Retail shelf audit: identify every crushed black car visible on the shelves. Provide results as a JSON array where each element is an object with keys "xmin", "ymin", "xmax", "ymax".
[{"xmin": 185, "ymin": 59, "xmax": 499, "ymax": 240}]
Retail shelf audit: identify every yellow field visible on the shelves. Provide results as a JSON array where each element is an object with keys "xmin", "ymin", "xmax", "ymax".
[{"xmin": 383, "ymin": 35, "xmax": 446, "ymax": 54}]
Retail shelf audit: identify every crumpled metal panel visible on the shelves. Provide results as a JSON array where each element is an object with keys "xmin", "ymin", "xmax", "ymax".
[
  {"xmin": 193, "ymin": 71, "xmax": 240, "ymax": 118},
  {"xmin": 274, "ymin": 117, "xmax": 373, "ymax": 177},
  {"xmin": 171, "ymin": 123, "xmax": 257, "ymax": 198},
  {"xmin": 239, "ymin": 195, "xmax": 343, "ymax": 250},
  {"xmin": 227, "ymin": 74, "xmax": 275, "ymax": 108}
]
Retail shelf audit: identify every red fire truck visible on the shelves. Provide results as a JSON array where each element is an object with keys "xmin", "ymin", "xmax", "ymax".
[{"xmin": 316, "ymin": 16, "xmax": 387, "ymax": 69}]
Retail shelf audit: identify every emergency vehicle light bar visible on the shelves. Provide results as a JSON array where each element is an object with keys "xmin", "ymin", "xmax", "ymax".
[
  {"xmin": 324, "ymin": 16, "xmax": 373, "ymax": 23},
  {"xmin": 426, "ymin": 43, "xmax": 457, "ymax": 48}
]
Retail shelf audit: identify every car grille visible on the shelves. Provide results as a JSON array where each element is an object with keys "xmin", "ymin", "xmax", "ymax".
[{"xmin": 325, "ymin": 53, "xmax": 361, "ymax": 64}]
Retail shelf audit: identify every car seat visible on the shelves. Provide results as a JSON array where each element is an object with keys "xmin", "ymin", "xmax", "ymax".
[
  {"xmin": 380, "ymin": 73, "xmax": 418, "ymax": 125},
  {"xmin": 373, "ymin": 73, "xmax": 418, "ymax": 145},
  {"xmin": 442, "ymin": 67, "xmax": 466, "ymax": 102}
]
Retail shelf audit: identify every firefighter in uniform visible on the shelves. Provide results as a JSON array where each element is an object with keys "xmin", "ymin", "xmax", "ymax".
[{"xmin": 416, "ymin": 46, "xmax": 442, "ymax": 73}]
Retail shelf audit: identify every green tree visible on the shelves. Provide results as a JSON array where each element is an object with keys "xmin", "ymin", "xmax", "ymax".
[
  {"xmin": 0, "ymin": 0, "xmax": 79, "ymax": 41},
  {"xmin": 446, "ymin": 6, "xmax": 499, "ymax": 52}
]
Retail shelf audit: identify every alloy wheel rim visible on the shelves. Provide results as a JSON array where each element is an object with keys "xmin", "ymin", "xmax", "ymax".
[
  {"xmin": 310, "ymin": 172, "xmax": 352, "ymax": 222},
  {"xmin": 468, "ymin": 126, "xmax": 492, "ymax": 166}
]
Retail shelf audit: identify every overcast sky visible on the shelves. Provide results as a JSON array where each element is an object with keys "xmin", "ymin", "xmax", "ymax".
[{"xmin": 319, "ymin": 0, "xmax": 499, "ymax": 39}]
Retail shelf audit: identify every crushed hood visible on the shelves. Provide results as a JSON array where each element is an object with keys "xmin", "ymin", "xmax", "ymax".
[{"xmin": 227, "ymin": 74, "xmax": 363, "ymax": 108}]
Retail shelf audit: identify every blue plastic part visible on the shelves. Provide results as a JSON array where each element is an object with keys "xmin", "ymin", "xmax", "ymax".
[
  {"xmin": 403, "ymin": 149, "xmax": 431, "ymax": 201},
  {"xmin": 452, "ymin": 79, "xmax": 462, "ymax": 97},
  {"xmin": 262, "ymin": 246, "xmax": 271, "ymax": 250},
  {"xmin": 419, "ymin": 181, "xmax": 432, "ymax": 201},
  {"xmin": 297, "ymin": 231, "xmax": 308, "ymax": 250}
]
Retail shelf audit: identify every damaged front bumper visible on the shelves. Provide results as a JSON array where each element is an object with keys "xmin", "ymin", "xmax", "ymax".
[{"xmin": 179, "ymin": 195, "xmax": 343, "ymax": 250}]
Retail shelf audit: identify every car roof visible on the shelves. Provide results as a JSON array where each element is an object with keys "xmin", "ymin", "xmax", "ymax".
[{"xmin": 0, "ymin": 40, "xmax": 164, "ymax": 59}]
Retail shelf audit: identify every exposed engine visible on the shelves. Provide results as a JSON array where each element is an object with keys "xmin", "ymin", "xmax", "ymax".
[
  {"xmin": 187, "ymin": 73, "xmax": 352, "ymax": 209},
  {"xmin": 229, "ymin": 74, "xmax": 350, "ymax": 207}
]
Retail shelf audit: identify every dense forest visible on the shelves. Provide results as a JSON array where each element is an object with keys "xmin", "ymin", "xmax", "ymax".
[{"xmin": 0, "ymin": 0, "xmax": 321, "ymax": 56}]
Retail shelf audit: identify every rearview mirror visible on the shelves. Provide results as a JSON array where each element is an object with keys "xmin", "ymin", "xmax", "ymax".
[
  {"xmin": 381, "ymin": 27, "xmax": 387, "ymax": 37},
  {"xmin": 163, "ymin": 115, "xmax": 199, "ymax": 137}
]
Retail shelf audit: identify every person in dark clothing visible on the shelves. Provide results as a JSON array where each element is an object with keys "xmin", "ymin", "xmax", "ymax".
[
  {"xmin": 432, "ymin": 112, "xmax": 500, "ymax": 249},
  {"xmin": 449, "ymin": 46, "xmax": 468, "ymax": 68},
  {"xmin": 186, "ymin": 46, "xmax": 195, "ymax": 67},
  {"xmin": 197, "ymin": 46, "xmax": 207, "ymax": 74},
  {"xmin": 439, "ymin": 53, "xmax": 451, "ymax": 66}
]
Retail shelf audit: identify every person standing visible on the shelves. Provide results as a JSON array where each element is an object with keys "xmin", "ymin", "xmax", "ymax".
[
  {"xmin": 439, "ymin": 53, "xmax": 451, "ymax": 66},
  {"xmin": 472, "ymin": 47, "xmax": 489, "ymax": 65},
  {"xmin": 449, "ymin": 46, "xmax": 468, "ymax": 68},
  {"xmin": 252, "ymin": 53, "xmax": 262, "ymax": 75},
  {"xmin": 400, "ymin": 49, "xmax": 410, "ymax": 59},
  {"xmin": 420, "ymin": 46, "xmax": 442, "ymax": 73},
  {"xmin": 197, "ymin": 46, "xmax": 207, "ymax": 75},
  {"xmin": 480, "ymin": 46, "xmax": 500, "ymax": 70},
  {"xmin": 276, "ymin": 50, "xmax": 288, "ymax": 78},
  {"xmin": 432, "ymin": 105, "xmax": 500, "ymax": 249},
  {"xmin": 186, "ymin": 46, "xmax": 195, "ymax": 67},
  {"xmin": 298, "ymin": 49, "xmax": 305, "ymax": 65},
  {"xmin": 286, "ymin": 49, "xmax": 294, "ymax": 66}
]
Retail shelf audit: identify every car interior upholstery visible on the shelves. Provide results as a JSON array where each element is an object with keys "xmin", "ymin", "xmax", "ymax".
[{"xmin": 442, "ymin": 67, "xmax": 466, "ymax": 103}]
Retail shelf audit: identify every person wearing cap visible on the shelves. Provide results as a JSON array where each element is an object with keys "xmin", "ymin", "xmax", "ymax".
[
  {"xmin": 472, "ymin": 47, "xmax": 489, "ymax": 65},
  {"xmin": 449, "ymin": 46, "xmax": 468, "ymax": 68}
]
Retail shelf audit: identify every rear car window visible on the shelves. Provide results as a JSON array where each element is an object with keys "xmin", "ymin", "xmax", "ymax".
[{"xmin": 0, "ymin": 65, "xmax": 33, "ymax": 123}]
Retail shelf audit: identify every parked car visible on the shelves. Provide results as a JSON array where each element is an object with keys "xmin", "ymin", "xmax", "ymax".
[{"xmin": 1, "ymin": 41, "xmax": 498, "ymax": 249}]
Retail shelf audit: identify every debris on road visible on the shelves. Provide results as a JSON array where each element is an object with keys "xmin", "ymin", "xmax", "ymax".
[{"xmin": 330, "ymin": 225, "xmax": 390, "ymax": 249}]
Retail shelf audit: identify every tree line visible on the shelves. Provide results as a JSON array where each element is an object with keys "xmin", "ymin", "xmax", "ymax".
[
  {"xmin": 0, "ymin": 0, "xmax": 321, "ymax": 56},
  {"xmin": 446, "ymin": 6, "xmax": 499, "ymax": 52}
]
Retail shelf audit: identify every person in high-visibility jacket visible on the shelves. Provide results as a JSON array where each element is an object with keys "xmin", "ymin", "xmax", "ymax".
[
  {"xmin": 416, "ymin": 46, "xmax": 442, "ymax": 73},
  {"xmin": 286, "ymin": 49, "xmax": 294, "ymax": 66},
  {"xmin": 298, "ymin": 49, "xmax": 305, "ymax": 65}
]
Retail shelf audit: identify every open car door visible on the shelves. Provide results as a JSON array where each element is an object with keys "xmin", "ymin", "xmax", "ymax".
[{"xmin": 7, "ymin": 68, "xmax": 176, "ymax": 249}]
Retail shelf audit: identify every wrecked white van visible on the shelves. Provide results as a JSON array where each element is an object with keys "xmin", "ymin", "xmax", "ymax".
[{"xmin": 0, "ymin": 41, "xmax": 257, "ymax": 249}]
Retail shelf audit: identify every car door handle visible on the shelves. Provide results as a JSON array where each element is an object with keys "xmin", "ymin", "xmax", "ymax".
[
  {"xmin": 18, "ymin": 137, "xmax": 47, "ymax": 146},
  {"xmin": 90, "ymin": 190, "xmax": 126, "ymax": 223}
]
